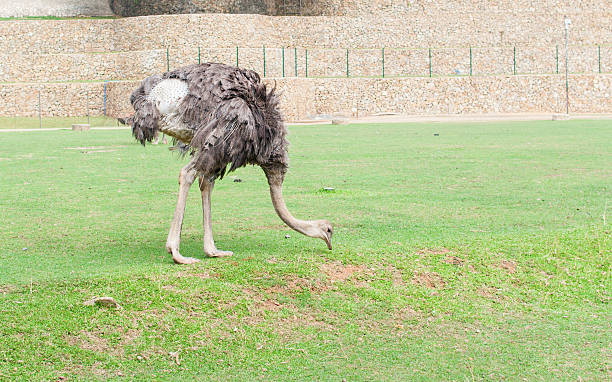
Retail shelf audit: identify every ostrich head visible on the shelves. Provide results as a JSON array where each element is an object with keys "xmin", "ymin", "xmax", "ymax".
[{"xmin": 315, "ymin": 220, "xmax": 334, "ymax": 250}]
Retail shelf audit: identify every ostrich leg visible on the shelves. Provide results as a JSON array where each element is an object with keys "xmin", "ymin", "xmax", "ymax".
[
  {"xmin": 165, "ymin": 163, "xmax": 200, "ymax": 264},
  {"xmin": 198, "ymin": 177, "xmax": 233, "ymax": 257}
]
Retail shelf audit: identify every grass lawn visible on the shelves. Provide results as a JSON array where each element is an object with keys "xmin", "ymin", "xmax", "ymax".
[
  {"xmin": 0, "ymin": 120, "xmax": 610, "ymax": 380},
  {"xmin": 0, "ymin": 116, "xmax": 120, "ymax": 130}
]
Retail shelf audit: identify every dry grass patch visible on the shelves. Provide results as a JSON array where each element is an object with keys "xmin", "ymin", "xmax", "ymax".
[
  {"xmin": 499, "ymin": 260, "xmax": 517, "ymax": 273},
  {"xmin": 416, "ymin": 248, "xmax": 452, "ymax": 256},
  {"xmin": 64, "ymin": 327, "xmax": 141, "ymax": 357},
  {"xmin": 412, "ymin": 272, "xmax": 446, "ymax": 289},
  {"xmin": 444, "ymin": 255, "xmax": 464, "ymax": 265}
]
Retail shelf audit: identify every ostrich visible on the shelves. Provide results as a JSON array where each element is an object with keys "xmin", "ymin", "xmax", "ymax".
[{"xmin": 125, "ymin": 63, "xmax": 333, "ymax": 264}]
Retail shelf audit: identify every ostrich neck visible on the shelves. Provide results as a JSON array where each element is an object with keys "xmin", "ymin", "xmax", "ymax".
[{"xmin": 268, "ymin": 181, "xmax": 316, "ymax": 237}]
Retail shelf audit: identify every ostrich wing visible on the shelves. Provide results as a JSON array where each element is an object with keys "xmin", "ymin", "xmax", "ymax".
[{"xmin": 188, "ymin": 96, "xmax": 262, "ymax": 179}]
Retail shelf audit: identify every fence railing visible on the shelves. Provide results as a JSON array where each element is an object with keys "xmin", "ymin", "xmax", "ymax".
[
  {"xmin": 165, "ymin": 45, "xmax": 611, "ymax": 79},
  {"xmin": 1, "ymin": 45, "xmax": 610, "ymax": 83}
]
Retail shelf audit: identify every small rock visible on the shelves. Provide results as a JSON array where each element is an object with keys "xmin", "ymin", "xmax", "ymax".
[
  {"xmin": 22, "ymin": 247, "xmax": 27, "ymax": 251},
  {"xmin": 83, "ymin": 296, "xmax": 121, "ymax": 309},
  {"xmin": 233, "ymin": 178, "xmax": 242, "ymax": 182},
  {"xmin": 285, "ymin": 234, "xmax": 291, "ymax": 239},
  {"xmin": 433, "ymin": 133, "xmax": 440, "ymax": 136}
]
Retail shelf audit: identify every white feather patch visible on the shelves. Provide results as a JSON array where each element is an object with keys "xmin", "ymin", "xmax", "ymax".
[
  {"xmin": 147, "ymin": 79, "xmax": 189, "ymax": 115},
  {"xmin": 148, "ymin": 79, "xmax": 193, "ymax": 142}
]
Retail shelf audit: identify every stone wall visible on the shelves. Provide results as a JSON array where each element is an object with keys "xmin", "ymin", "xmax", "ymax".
[
  {"xmin": 1, "ymin": 4, "xmax": 610, "ymax": 119},
  {"xmin": 3, "ymin": 0, "xmax": 610, "ymax": 18},
  {"xmin": 108, "ymin": 0, "xmax": 272, "ymax": 17},
  {"xmin": 2, "ymin": 74, "xmax": 609, "ymax": 119},
  {"xmin": 2, "ymin": 12, "xmax": 611, "ymax": 56},
  {"xmin": 0, "ymin": 0, "xmax": 113, "ymax": 18}
]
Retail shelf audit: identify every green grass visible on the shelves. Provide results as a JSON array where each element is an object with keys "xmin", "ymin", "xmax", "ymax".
[
  {"xmin": 0, "ymin": 116, "xmax": 120, "ymax": 130},
  {"xmin": 0, "ymin": 120, "xmax": 610, "ymax": 380}
]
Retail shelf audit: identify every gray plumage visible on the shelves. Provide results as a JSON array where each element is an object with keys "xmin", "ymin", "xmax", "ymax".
[
  {"xmin": 123, "ymin": 63, "xmax": 332, "ymax": 263},
  {"xmin": 128, "ymin": 63, "xmax": 288, "ymax": 180}
]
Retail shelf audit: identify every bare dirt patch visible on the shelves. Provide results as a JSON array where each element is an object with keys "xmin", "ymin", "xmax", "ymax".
[
  {"xmin": 412, "ymin": 272, "xmax": 446, "ymax": 289},
  {"xmin": 476, "ymin": 286, "xmax": 506, "ymax": 303},
  {"xmin": 443, "ymin": 255, "xmax": 464, "ymax": 265},
  {"xmin": 388, "ymin": 265, "xmax": 405, "ymax": 286},
  {"xmin": 499, "ymin": 260, "xmax": 517, "ymax": 273},
  {"xmin": 417, "ymin": 247, "xmax": 452, "ymax": 256},
  {"xmin": 176, "ymin": 271, "xmax": 215, "ymax": 279},
  {"xmin": 64, "ymin": 327, "xmax": 141, "ymax": 356},
  {"xmin": 265, "ymin": 275, "xmax": 327, "ymax": 296},
  {"xmin": 0, "ymin": 285, "xmax": 18, "ymax": 295},
  {"xmin": 320, "ymin": 261, "xmax": 366, "ymax": 283}
]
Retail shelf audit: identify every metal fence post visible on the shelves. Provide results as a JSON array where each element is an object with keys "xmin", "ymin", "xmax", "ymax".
[
  {"xmin": 198, "ymin": 46, "xmax": 201, "ymax": 65},
  {"xmin": 428, "ymin": 48, "xmax": 432, "ymax": 77},
  {"xmin": 556, "ymin": 45, "xmax": 559, "ymax": 74},
  {"xmin": 282, "ymin": 47, "xmax": 285, "ymax": 77},
  {"xmin": 469, "ymin": 46, "xmax": 472, "ymax": 76},
  {"xmin": 346, "ymin": 48, "xmax": 349, "ymax": 78},
  {"xmin": 263, "ymin": 46, "xmax": 266, "ymax": 77},
  {"xmin": 103, "ymin": 81, "xmax": 107, "ymax": 116},
  {"xmin": 166, "ymin": 47, "xmax": 170, "ymax": 72},
  {"xmin": 598, "ymin": 45, "xmax": 601, "ymax": 73},
  {"xmin": 513, "ymin": 46, "xmax": 516, "ymax": 75},
  {"xmin": 294, "ymin": 47, "xmax": 297, "ymax": 77},
  {"xmin": 305, "ymin": 48, "xmax": 308, "ymax": 77},
  {"xmin": 236, "ymin": 46, "xmax": 239, "ymax": 67}
]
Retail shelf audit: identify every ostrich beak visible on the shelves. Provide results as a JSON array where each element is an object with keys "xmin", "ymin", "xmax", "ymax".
[{"xmin": 324, "ymin": 236, "xmax": 332, "ymax": 250}]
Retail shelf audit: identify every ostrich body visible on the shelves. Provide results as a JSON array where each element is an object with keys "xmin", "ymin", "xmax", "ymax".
[{"xmin": 127, "ymin": 63, "xmax": 332, "ymax": 264}]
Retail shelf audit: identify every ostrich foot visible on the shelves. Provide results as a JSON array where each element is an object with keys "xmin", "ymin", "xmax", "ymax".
[
  {"xmin": 166, "ymin": 244, "xmax": 201, "ymax": 264},
  {"xmin": 171, "ymin": 252, "xmax": 201, "ymax": 265},
  {"xmin": 204, "ymin": 249, "xmax": 233, "ymax": 258}
]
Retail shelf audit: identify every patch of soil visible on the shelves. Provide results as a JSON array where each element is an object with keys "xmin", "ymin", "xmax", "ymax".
[
  {"xmin": 476, "ymin": 286, "xmax": 506, "ymax": 303},
  {"xmin": 176, "ymin": 271, "xmax": 214, "ymax": 279},
  {"xmin": 64, "ymin": 327, "xmax": 141, "ymax": 356},
  {"xmin": 443, "ymin": 255, "xmax": 464, "ymax": 265},
  {"xmin": 499, "ymin": 260, "xmax": 517, "ymax": 273},
  {"xmin": 265, "ymin": 274, "xmax": 330, "ymax": 297},
  {"xmin": 0, "ymin": 285, "xmax": 17, "ymax": 294},
  {"xmin": 388, "ymin": 266, "xmax": 405, "ymax": 286},
  {"xmin": 412, "ymin": 272, "xmax": 446, "ymax": 289},
  {"xmin": 320, "ymin": 261, "xmax": 366, "ymax": 283},
  {"xmin": 416, "ymin": 248, "xmax": 451, "ymax": 256}
]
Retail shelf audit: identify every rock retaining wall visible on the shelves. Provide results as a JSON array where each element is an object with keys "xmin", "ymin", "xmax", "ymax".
[
  {"xmin": 1, "ymin": 5, "xmax": 610, "ymax": 119},
  {"xmin": 2, "ymin": 75, "xmax": 609, "ymax": 119}
]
